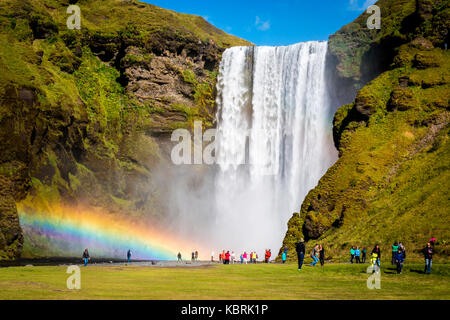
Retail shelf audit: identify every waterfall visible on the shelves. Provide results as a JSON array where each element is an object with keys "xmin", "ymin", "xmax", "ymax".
[{"xmin": 213, "ymin": 41, "xmax": 338, "ymax": 253}]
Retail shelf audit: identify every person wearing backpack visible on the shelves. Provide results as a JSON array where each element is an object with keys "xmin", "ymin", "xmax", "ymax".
[
  {"xmin": 395, "ymin": 248, "xmax": 405, "ymax": 274},
  {"xmin": 372, "ymin": 244, "xmax": 381, "ymax": 267}
]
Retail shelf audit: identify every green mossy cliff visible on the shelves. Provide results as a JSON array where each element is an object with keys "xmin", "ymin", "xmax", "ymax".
[
  {"xmin": 282, "ymin": 0, "xmax": 449, "ymax": 262},
  {"xmin": 0, "ymin": 0, "xmax": 251, "ymax": 259}
]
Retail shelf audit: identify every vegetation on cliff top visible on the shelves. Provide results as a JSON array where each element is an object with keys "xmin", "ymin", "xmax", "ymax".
[{"xmin": 328, "ymin": 0, "xmax": 449, "ymax": 89}]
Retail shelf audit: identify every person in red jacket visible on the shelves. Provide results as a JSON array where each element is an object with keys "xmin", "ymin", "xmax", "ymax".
[
  {"xmin": 265, "ymin": 249, "xmax": 271, "ymax": 263},
  {"xmin": 225, "ymin": 251, "xmax": 231, "ymax": 264}
]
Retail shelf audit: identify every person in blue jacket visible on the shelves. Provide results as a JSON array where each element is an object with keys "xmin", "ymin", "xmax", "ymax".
[
  {"xmin": 282, "ymin": 251, "xmax": 287, "ymax": 264},
  {"xmin": 309, "ymin": 245, "xmax": 319, "ymax": 267},
  {"xmin": 127, "ymin": 249, "xmax": 132, "ymax": 263},
  {"xmin": 395, "ymin": 248, "xmax": 405, "ymax": 274},
  {"xmin": 82, "ymin": 248, "xmax": 90, "ymax": 267},
  {"xmin": 355, "ymin": 247, "xmax": 361, "ymax": 264}
]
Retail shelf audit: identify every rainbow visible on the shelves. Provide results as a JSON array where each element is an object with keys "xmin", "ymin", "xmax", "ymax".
[{"xmin": 17, "ymin": 204, "xmax": 206, "ymax": 261}]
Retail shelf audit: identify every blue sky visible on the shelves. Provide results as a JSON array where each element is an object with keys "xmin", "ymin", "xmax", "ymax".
[{"xmin": 143, "ymin": 0, "xmax": 377, "ymax": 46}]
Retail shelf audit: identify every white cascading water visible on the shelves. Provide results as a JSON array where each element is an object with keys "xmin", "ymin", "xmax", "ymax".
[{"xmin": 213, "ymin": 41, "xmax": 337, "ymax": 254}]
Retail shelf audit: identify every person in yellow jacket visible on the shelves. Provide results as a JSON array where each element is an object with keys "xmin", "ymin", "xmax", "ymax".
[
  {"xmin": 251, "ymin": 252, "xmax": 257, "ymax": 263},
  {"xmin": 371, "ymin": 252, "xmax": 379, "ymax": 273}
]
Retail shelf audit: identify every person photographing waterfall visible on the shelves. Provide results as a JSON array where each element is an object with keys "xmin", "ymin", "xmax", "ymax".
[{"xmin": 309, "ymin": 245, "xmax": 319, "ymax": 266}]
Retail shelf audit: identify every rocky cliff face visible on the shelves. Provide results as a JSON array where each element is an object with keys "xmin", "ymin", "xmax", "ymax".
[
  {"xmin": 282, "ymin": 0, "xmax": 449, "ymax": 261},
  {"xmin": 0, "ymin": 0, "xmax": 250, "ymax": 259}
]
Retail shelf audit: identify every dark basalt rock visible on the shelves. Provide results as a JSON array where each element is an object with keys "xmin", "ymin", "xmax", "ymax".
[
  {"xmin": 354, "ymin": 92, "xmax": 377, "ymax": 119},
  {"xmin": 0, "ymin": 176, "xmax": 23, "ymax": 260},
  {"xmin": 388, "ymin": 87, "xmax": 416, "ymax": 111},
  {"xmin": 413, "ymin": 52, "xmax": 441, "ymax": 69}
]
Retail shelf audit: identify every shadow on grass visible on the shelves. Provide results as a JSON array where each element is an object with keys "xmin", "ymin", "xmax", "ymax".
[
  {"xmin": 409, "ymin": 269, "xmax": 425, "ymax": 274},
  {"xmin": 383, "ymin": 269, "xmax": 398, "ymax": 274}
]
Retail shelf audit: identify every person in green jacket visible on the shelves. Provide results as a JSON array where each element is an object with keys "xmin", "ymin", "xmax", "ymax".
[
  {"xmin": 392, "ymin": 241, "xmax": 399, "ymax": 265},
  {"xmin": 350, "ymin": 246, "xmax": 355, "ymax": 264},
  {"xmin": 362, "ymin": 247, "xmax": 367, "ymax": 263}
]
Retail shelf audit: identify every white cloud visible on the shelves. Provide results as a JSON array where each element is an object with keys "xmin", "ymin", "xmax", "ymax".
[
  {"xmin": 203, "ymin": 15, "xmax": 215, "ymax": 26},
  {"xmin": 255, "ymin": 16, "xmax": 270, "ymax": 31},
  {"xmin": 258, "ymin": 21, "xmax": 270, "ymax": 31},
  {"xmin": 348, "ymin": 0, "xmax": 377, "ymax": 11}
]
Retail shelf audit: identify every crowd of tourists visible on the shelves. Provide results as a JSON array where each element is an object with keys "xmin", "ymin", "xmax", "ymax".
[
  {"xmin": 215, "ymin": 249, "xmax": 273, "ymax": 264},
  {"xmin": 294, "ymin": 237, "xmax": 436, "ymax": 274},
  {"xmin": 80, "ymin": 238, "xmax": 437, "ymax": 276},
  {"xmin": 349, "ymin": 246, "xmax": 367, "ymax": 264}
]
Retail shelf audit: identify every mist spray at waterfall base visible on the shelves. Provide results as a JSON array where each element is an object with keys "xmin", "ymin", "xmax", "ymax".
[{"xmin": 165, "ymin": 41, "xmax": 338, "ymax": 257}]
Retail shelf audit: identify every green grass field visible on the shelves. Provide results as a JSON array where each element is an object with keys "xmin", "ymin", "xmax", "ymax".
[{"xmin": 0, "ymin": 262, "xmax": 449, "ymax": 300}]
